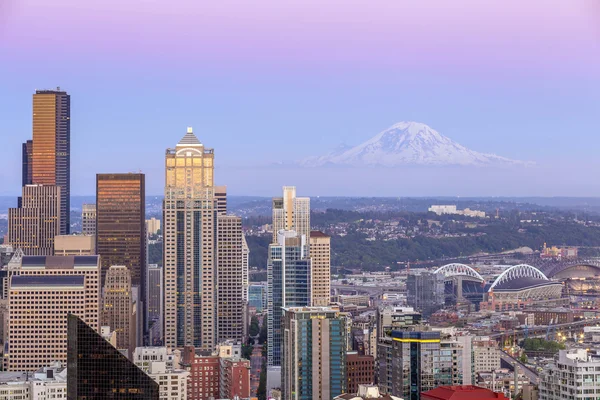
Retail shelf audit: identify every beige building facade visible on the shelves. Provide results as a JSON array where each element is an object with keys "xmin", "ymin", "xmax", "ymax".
[
  {"xmin": 272, "ymin": 186, "xmax": 310, "ymax": 256},
  {"xmin": 101, "ymin": 265, "xmax": 137, "ymax": 356},
  {"xmin": 309, "ymin": 231, "xmax": 331, "ymax": 306},
  {"xmin": 54, "ymin": 234, "xmax": 95, "ymax": 255}
]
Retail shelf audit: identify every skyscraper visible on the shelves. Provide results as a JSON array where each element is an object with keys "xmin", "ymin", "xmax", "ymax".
[
  {"xmin": 67, "ymin": 314, "xmax": 159, "ymax": 400},
  {"xmin": 22, "ymin": 139, "xmax": 33, "ymax": 186},
  {"xmin": 8, "ymin": 184, "xmax": 61, "ymax": 255},
  {"xmin": 309, "ymin": 230, "xmax": 331, "ymax": 306},
  {"xmin": 216, "ymin": 215, "xmax": 245, "ymax": 343},
  {"xmin": 272, "ymin": 186, "xmax": 310, "ymax": 256},
  {"xmin": 406, "ymin": 271, "xmax": 445, "ymax": 317},
  {"xmin": 163, "ymin": 128, "xmax": 216, "ymax": 350},
  {"xmin": 102, "ymin": 265, "xmax": 137, "ymax": 356},
  {"xmin": 81, "ymin": 203, "xmax": 97, "ymax": 236},
  {"xmin": 282, "ymin": 306, "xmax": 347, "ymax": 400},
  {"xmin": 147, "ymin": 264, "xmax": 163, "ymax": 344},
  {"xmin": 242, "ymin": 233, "xmax": 250, "ymax": 302},
  {"xmin": 96, "ymin": 173, "xmax": 146, "ymax": 305},
  {"xmin": 6, "ymin": 255, "xmax": 100, "ymax": 371},
  {"xmin": 31, "ymin": 88, "xmax": 70, "ymax": 235},
  {"xmin": 267, "ymin": 230, "xmax": 311, "ymax": 368}
]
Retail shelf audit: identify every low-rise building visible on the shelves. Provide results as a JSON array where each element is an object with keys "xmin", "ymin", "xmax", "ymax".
[
  {"xmin": 133, "ymin": 347, "xmax": 188, "ymax": 400},
  {"xmin": 0, "ymin": 361, "xmax": 67, "ymax": 400}
]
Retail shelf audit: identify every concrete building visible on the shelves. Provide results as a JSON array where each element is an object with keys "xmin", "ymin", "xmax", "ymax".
[
  {"xmin": 473, "ymin": 336, "xmax": 501, "ymax": 373},
  {"xmin": 267, "ymin": 230, "xmax": 311, "ymax": 368},
  {"xmin": 242, "ymin": 234, "xmax": 249, "ymax": 302},
  {"xmin": 181, "ymin": 347, "xmax": 220, "ymax": 400},
  {"xmin": 31, "ymin": 89, "xmax": 71, "ymax": 235},
  {"xmin": 8, "ymin": 185, "xmax": 61, "ymax": 255},
  {"xmin": 216, "ymin": 215, "xmax": 245, "ymax": 344},
  {"xmin": 539, "ymin": 349, "xmax": 600, "ymax": 400},
  {"xmin": 282, "ymin": 307, "xmax": 347, "ymax": 400},
  {"xmin": 96, "ymin": 173, "xmax": 146, "ymax": 306},
  {"xmin": 334, "ymin": 385, "xmax": 403, "ymax": 400},
  {"xmin": 272, "ymin": 186, "xmax": 310, "ymax": 256},
  {"xmin": 163, "ymin": 128, "xmax": 217, "ymax": 351},
  {"xmin": 0, "ymin": 361, "xmax": 67, "ymax": 400},
  {"xmin": 406, "ymin": 271, "xmax": 445, "ymax": 317},
  {"xmin": 147, "ymin": 264, "xmax": 163, "ymax": 345},
  {"xmin": 219, "ymin": 358, "xmax": 251, "ymax": 400},
  {"xmin": 346, "ymin": 352, "xmax": 374, "ymax": 394},
  {"xmin": 145, "ymin": 217, "xmax": 161, "ymax": 236},
  {"xmin": 81, "ymin": 203, "xmax": 96, "ymax": 236},
  {"xmin": 133, "ymin": 347, "xmax": 188, "ymax": 400},
  {"xmin": 6, "ymin": 255, "xmax": 100, "ymax": 371},
  {"xmin": 422, "ymin": 385, "xmax": 507, "ymax": 400},
  {"xmin": 309, "ymin": 230, "xmax": 331, "ymax": 307},
  {"xmin": 54, "ymin": 234, "xmax": 95, "ymax": 255},
  {"xmin": 102, "ymin": 265, "xmax": 137, "ymax": 356}
]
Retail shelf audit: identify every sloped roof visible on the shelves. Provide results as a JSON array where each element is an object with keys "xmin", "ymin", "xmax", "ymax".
[{"xmin": 177, "ymin": 130, "xmax": 202, "ymax": 146}]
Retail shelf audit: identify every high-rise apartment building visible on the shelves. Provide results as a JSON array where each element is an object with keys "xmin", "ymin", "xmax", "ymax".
[
  {"xmin": 163, "ymin": 128, "xmax": 216, "ymax": 350},
  {"xmin": 267, "ymin": 230, "xmax": 311, "ymax": 368},
  {"xmin": 102, "ymin": 265, "xmax": 137, "ymax": 356},
  {"xmin": 96, "ymin": 173, "xmax": 145, "ymax": 286},
  {"xmin": 145, "ymin": 217, "xmax": 160, "ymax": 236},
  {"xmin": 31, "ymin": 89, "xmax": 70, "ymax": 235},
  {"xmin": 242, "ymin": 233, "xmax": 249, "ymax": 302},
  {"xmin": 473, "ymin": 336, "xmax": 501, "ymax": 373},
  {"xmin": 7, "ymin": 255, "xmax": 100, "ymax": 371},
  {"xmin": 272, "ymin": 186, "xmax": 310, "ymax": 256},
  {"xmin": 8, "ymin": 185, "xmax": 61, "ymax": 255},
  {"xmin": 346, "ymin": 352, "xmax": 375, "ymax": 394},
  {"xmin": 309, "ymin": 230, "xmax": 331, "ymax": 306},
  {"xmin": 406, "ymin": 271, "xmax": 445, "ymax": 317},
  {"xmin": 539, "ymin": 349, "xmax": 600, "ymax": 400},
  {"xmin": 67, "ymin": 314, "xmax": 159, "ymax": 400},
  {"xmin": 81, "ymin": 203, "xmax": 97, "ymax": 236},
  {"xmin": 147, "ymin": 264, "xmax": 163, "ymax": 344},
  {"xmin": 22, "ymin": 139, "xmax": 33, "ymax": 186},
  {"xmin": 282, "ymin": 307, "xmax": 347, "ymax": 400},
  {"xmin": 216, "ymin": 215, "xmax": 244, "ymax": 343}
]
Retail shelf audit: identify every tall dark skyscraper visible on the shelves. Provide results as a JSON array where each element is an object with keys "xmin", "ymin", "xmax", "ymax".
[
  {"xmin": 22, "ymin": 139, "xmax": 33, "ymax": 186},
  {"xmin": 96, "ymin": 173, "xmax": 146, "ymax": 330},
  {"xmin": 32, "ymin": 89, "xmax": 70, "ymax": 234},
  {"xmin": 67, "ymin": 314, "xmax": 159, "ymax": 400}
]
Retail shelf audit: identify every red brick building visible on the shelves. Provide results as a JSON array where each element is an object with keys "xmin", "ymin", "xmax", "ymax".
[
  {"xmin": 346, "ymin": 352, "xmax": 374, "ymax": 394},
  {"xmin": 182, "ymin": 346, "xmax": 220, "ymax": 400},
  {"xmin": 422, "ymin": 385, "xmax": 508, "ymax": 400},
  {"xmin": 220, "ymin": 358, "xmax": 251, "ymax": 399}
]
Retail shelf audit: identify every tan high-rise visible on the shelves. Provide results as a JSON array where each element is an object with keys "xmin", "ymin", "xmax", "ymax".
[
  {"xmin": 32, "ymin": 89, "xmax": 70, "ymax": 234},
  {"xmin": 272, "ymin": 186, "xmax": 310, "ymax": 256},
  {"xmin": 8, "ymin": 184, "xmax": 61, "ymax": 255},
  {"xmin": 310, "ymin": 231, "xmax": 331, "ymax": 306},
  {"xmin": 81, "ymin": 203, "xmax": 96, "ymax": 236},
  {"xmin": 102, "ymin": 265, "xmax": 137, "ymax": 356},
  {"xmin": 164, "ymin": 127, "xmax": 216, "ymax": 350},
  {"xmin": 216, "ymin": 215, "xmax": 244, "ymax": 343},
  {"xmin": 6, "ymin": 255, "xmax": 100, "ymax": 371},
  {"xmin": 54, "ymin": 234, "xmax": 95, "ymax": 255}
]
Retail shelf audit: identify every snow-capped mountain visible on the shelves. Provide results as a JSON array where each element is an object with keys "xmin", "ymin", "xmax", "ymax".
[{"xmin": 301, "ymin": 122, "xmax": 531, "ymax": 167}]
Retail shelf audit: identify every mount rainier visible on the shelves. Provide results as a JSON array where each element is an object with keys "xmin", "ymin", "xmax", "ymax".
[{"xmin": 301, "ymin": 122, "xmax": 531, "ymax": 167}]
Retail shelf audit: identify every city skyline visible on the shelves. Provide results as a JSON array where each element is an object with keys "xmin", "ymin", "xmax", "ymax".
[{"xmin": 1, "ymin": 1, "xmax": 599, "ymax": 196}]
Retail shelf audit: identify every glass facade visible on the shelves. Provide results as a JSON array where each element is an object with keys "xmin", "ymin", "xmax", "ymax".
[
  {"xmin": 248, "ymin": 284, "xmax": 266, "ymax": 312},
  {"xmin": 66, "ymin": 314, "xmax": 159, "ymax": 400}
]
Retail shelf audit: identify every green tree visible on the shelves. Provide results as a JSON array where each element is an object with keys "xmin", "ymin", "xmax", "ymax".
[
  {"xmin": 257, "ymin": 360, "xmax": 267, "ymax": 400},
  {"xmin": 242, "ymin": 343, "xmax": 253, "ymax": 360},
  {"xmin": 258, "ymin": 314, "xmax": 268, "ymax": 344},
  {"xmin": 249, "ymin": 315, "xmax": 260, "ymax": 337}
]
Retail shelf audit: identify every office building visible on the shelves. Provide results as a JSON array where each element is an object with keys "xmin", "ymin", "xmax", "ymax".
[
  {"xmin": 21, "ymin": 139, "xmax": 33, "ymax": 186},
  {"xmin": 54, "ymin": 234, "xmax": 95, "ymax": 255},
  {"xmin": 310, "ymin": 230, "xmax": 331, "ymax": 306},
  {"xmin": 163, "ymin": 128, "xmax": 217, "ymax": 350},
  {"xmin": 147, "ymin": 264, "xmax": 163, "ymax": 344},
  {"xmin": 6, "ymin": 255, "xmax": 100, "ymax": 371},
  {"xmin": 96, "ymin": 173, "xmax": 145, "ymax": 287},
  {"xmin": 133, "ymin": 347, "xmax": 189, "ymax": 400},
  {"xmin": 8, "ymin": 185, "xmax": 60, "ymax": 255},
  {"xmin": 539, "ymin": 349, "xmax": 600, "ymax": 400},
  {"xmin": 220, "ymin": 357, "xmax": 251, "ymax": 400},
  {"xmin": 473, "ymin": 336, "xmax": 501, "ymax": 373},
  {"xmin": 102, "ymin": 265, "xmax": 137, "ymax": 356},
  {"xmin": 242, "ymin": 233, "xmax": 249, "ymax": 302},
  {"xmin": 282, "ymin": 307, "xmax": 347, "ymax": 400},
  {"xmin": 406, "ymin": 271, "xmax": 445, "ymax": 317},
  {"xmin": 216, "ymin": 215, "xmax": 245, "ymax": 343},
  {"xmin": 31, "ymin": 89, "xmax": 71, "ymax": 235},
  {"xmin": 67, "ymin": 314, "xmax": 159, "ymax": 400},
  {"xmin": 0, "ymin": 361, "xmax": 67, "ymax": 400},
  {"xmin": 272, "ymin": 186, "xmax": 310, "ymax": 256},
  {"xmin": 81, "ymin": 203, "xmax": 96, "ymax": 236},
  {"xmin": 346, "ymin": 352, "xmax": 375, "ymax": 394},
  {"xmin": 249, "ymin": 284, "xmax": 267, "ymax": 312},
  {"xmin": 181, "ymin": 347, "xmax": 221, "ymax": 400},
  {"xmin": 377, "ymin": 330, "xmax": 441, "ymax": 400},
  {"xmin": 267, "ymin": 230, "xmax": 311, "ymax": 368},
  {"xmin": 145, "ymin": 217, "xmax": 160, "ymax": 236}
]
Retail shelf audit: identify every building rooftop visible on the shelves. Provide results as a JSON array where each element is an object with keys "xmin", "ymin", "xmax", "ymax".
[
  {"xmin": 422, "ymin": 385, "xmax": 507, "ymax": 400},
  {"xmin": 493, "ymin": 277, "xmax": 561, "ymax": 291},
  {"xmin": 10, "ymin": 275, "xmax": 85, "ymax": 288},
  {"xmin": 21, "ymin": 255, "xmax": 99, "ymax": 269},
  {"xmin": 310, "ymin": 230, "xmax": 330, "ymax": 238},
  {"xmin": 177, "ymin": 128, "xmax": 203, "ymax": 146}
]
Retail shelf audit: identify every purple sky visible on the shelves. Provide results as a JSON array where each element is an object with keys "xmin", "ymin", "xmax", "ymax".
[{"xmin": 1, "ymin": 0, "xmax": 599, "ymax": 196}]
